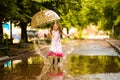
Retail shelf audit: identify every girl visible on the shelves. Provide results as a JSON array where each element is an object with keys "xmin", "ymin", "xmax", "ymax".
[{"xmin": 48, "ymin": 21, "xmax": 71, "ymax": 65}]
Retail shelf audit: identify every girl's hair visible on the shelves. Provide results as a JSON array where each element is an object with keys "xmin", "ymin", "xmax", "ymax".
[{"xmin": 50, "ymin": 21, "xmax": 63, "ymax": 35}]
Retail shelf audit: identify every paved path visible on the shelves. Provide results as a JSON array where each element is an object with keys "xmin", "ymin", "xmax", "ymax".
[
  {"xmin": 1, "ymin": 38, "xmax": 120, "ymax": 62},
  {"xmin": 72, "ymin": 39, "xmax": 119, "ymax": 56}
]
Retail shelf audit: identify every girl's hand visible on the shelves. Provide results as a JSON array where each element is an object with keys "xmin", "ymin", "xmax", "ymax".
[
  {"xmin": 63, "ymin": 32, "xmax": 75, "ymax": 37},
  {"xmin": 68, "ymin": 33, "xmax": 75, "ymax": 37}
]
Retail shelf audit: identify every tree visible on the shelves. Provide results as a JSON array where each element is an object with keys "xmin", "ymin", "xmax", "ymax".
[
  {"xmin": 15, "ymin": 0, "xmax": 41, "ymax": 42},
  {"xmin": 16, "ymin": 0, "xmax": 52, "ymax": 42},
  {"xmin": 40, "ymin": 0, "xmax": 120, "ymax": 39},
  {"xmin": 0, "ymin": 0, "xmax": 19, "ymax": 42},
  {"xmin": 99, "ymin": 0, "xmax": 120, "ymax": 38}
]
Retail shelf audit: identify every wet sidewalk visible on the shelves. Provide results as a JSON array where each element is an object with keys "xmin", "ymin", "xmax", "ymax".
[
  {"xmin": 1, "ymin": 38, "xmax": 120, "ymax": 62},
  {"xmin": 0, "ymin": 43, "xmax": 36, "ymax": 62},
  {"xmin": 0, "ymin": 42, "xmax": 50, "ymax": 62}
]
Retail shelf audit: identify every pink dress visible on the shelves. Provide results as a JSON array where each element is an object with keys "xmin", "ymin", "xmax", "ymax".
[{"xmin": 48, "ymin": 30, "xmax": 63, "ymax": 57}]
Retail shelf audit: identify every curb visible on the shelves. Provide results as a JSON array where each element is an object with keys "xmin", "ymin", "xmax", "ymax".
[
  {"xmin": 0, "ymin": 56, "xmax": 10, "ymax": 62},
  {"xmin": 0, "ymin": 49, "xmax": 30, "ymax": 62},
  {"xmin": 105, "ymin": 39, "xmax": 120, "ymax": 56},
  {"xmin": 0, "ymin": 46, "xmax": 48, "ymax": 62}
]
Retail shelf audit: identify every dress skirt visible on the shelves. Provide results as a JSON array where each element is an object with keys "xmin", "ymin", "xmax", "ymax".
[{"xmin": 48, "ymin": 31, "xmax": 63, "ymax": 57}]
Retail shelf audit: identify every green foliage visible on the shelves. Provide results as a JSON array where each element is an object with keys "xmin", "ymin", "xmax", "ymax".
[
  {"xmin": 101, "ymin": 0, "xmax": 120, "ymax": 38},
  {"xmin": 79, "ymin": 0, "xmax": 120, "ymax": 38},
  {"xmin": 0, "ymin": 0, "xmax": 19, "ymax": 20},
  {"xmin": 16, "ymin": 0, "xmax": 37, "ymax": 23},
  {"xmin": 1, "ymin": 0, "xmax": 120, "ymax": 40}
]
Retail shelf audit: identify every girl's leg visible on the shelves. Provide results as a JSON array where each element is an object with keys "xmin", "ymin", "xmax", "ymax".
[
  {"xmin": 52, "ymin": 57, "xmax": 55, "ymax": 64},
  {"xmin": 57, "ymin": 57, "xmax": 62, "ymax": 67},
  {"xmin": 52, "ymin": 55, "xmax": 56, "ymax": 64},
  {"xmin": 57, "ymin": 57, "xmax": 60, "ymax": 63}
]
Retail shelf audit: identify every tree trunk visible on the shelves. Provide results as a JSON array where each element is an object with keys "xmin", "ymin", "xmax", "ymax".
[
  {"xmin": 112, "ymin": 25, "xmax": 114, "ymax": 37},
  {"xmin": 10, "ymin": 21, "xmax": 13, "ymax": 44},
  {"xmin": 0, "ymin": 19, "xmax": 3, "ymax": 42},
  {"xmin": 20, "ymin": 21, "xmax": 28, "ymax": 43}
]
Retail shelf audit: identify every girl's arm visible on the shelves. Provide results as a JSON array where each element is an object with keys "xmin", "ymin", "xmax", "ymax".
[{"xmin": 62, "ymin": 32, "xmax": 73, "ymax": 37}]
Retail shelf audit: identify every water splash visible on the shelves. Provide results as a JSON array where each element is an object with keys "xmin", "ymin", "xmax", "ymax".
[
  {"xmin": 32, "ymin": 36, "xmax": 50, "ymax": 65},
  {"xmin": 37, "ymin": 65, "xmax": 50, "ymax": 80},
  {"xmin": 63, "ymin": 39, "xmax": 74, "ymax": 60}
]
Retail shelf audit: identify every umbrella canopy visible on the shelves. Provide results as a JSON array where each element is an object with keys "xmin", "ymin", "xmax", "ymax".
[{"xmin": 31, "ymin": 9, "xmax": 60, "ymax": 28}]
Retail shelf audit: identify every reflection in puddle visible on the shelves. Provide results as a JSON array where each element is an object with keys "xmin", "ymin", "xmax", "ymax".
[
  {"xmin": 0, "ymin": 55, "xmax": 120, "ymax": 80},
  {"xmin": 4, "ymin": 60, "xmax": 11, "ymax": 67},
  {"xmin": 0, "ymin": 56, "xmax": 44, "ymax": 80},
  {"xmin": 67, "ymin": 54, "xmax": 120, "ymax": 79},
  {"xmin": 36, "ymin": 65, "xmax": 50, "ymax": 80},
  {"xmin": 0, "ymin": 56, "xmax": 64, "ymax": 80},
  {"xmin": 47, "ymin": 65, "xmax": 64, "ymax": 80}
]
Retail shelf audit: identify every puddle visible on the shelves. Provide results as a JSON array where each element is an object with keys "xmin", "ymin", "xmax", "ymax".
[
  {"xmin": 0, "ymin": 54, "xmax": 120, "ymax": 80},
  {"xmin": 0, "ymin": 56, "xmax": 44, "ymax": 80},
  {"xmin": 66, "ymin": 54, "xmax": 120, "ymax": 80}
]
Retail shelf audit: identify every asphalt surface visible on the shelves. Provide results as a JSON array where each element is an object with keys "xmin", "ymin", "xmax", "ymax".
[{"xmin": 1, "ymin": 38, "xmax": 120, "ymax": 62}]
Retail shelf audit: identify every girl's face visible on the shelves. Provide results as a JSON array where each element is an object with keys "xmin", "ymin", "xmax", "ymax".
[{"xmin": 53, "ymin": 23, "xmax": 59, "ymax": 31}]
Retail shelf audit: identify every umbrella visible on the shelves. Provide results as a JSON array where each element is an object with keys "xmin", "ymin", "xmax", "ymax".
[{"xmin": 31, "ymin": 9, "xmax": 60, "ymax": 28}]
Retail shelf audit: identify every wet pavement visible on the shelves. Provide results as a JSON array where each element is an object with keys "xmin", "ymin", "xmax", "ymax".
[
  {"xmin": 73, "ymin": 39, "xmax": 119, "ymax": 56},
  {"xmin": 0, "ymin": 39, "xmax": 120, "ymax": 80}
]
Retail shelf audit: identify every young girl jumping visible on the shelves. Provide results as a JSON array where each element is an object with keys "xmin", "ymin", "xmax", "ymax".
[{"xmin": 48, "ymin": 21, "xmax": 71, "ymax": 65}]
